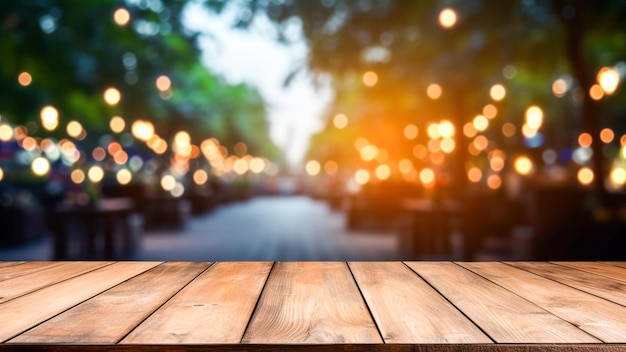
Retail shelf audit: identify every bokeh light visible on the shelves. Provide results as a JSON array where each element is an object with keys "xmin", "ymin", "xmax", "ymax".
[
  {"xmin": 362, "ymin": 71, "xmax": 378, "ymax": 87},
  {"xmin": 398, "ymin": 159, "xmax": 413, "ymax": 174},
  {"xmin": 355, "ymin": 169, "xmax": 370, "ymax": 185},
  {"xmin": 324, "ymin": 160, "xmax": 338, "ymax": 175},
  {"xmin": 610, "ymin": 167, "xmax": 626, "ymax": 186},
  {"xmin": 113, "ymin": 8, "xmax": 131, "ymax": 26},
  {"xmin": 502, "ymin": 123, "xmax": 516, "ymax": 138},
  {"xmin": 426, "ymin": 83, "xmax": 442, "ymax": 99},
  {"xmin": 0, "ymin": 167, "xmax": 3, "ymax": 182},
  {"xmin": 525, "ymin": 106, "xmax": 544, "ymax": 130},
  {"xmin": 103, "ymin": 87, "xmax": 121, "ymax": 106},
  {"xmin": 577, "ymin": 167, "xmax": 594, "ymax": 186},
  {"xmin": 438, "ymin": 8, "xmax": 457, "ymax": 28},
  {"xmin": 0, "ymin": 124, "xmax": 14, "ymax": 141},
  {"xmin": 487, "ymin": 174, "xmax": 502, "ymax": 190},
  {"xmin": 360, "ymin": 145, "xmax": 379, "ymax": 161},
  {"xmin": 88, "ymin": 166, "xmax": 104, "ymax": 183},
  {"xmin": 161, "ymin": 175, "xmax": 176, "ymax": 191},
  {"xmin": 110, "ymin": 116, "xmax": 125, "ymax": 133},
  {"xmin": 116, "ymin": 168, "xmax": 132, "ymax": 185},
  {"xmin": 404, "ymin": 124, "xmax": 418, "ymax": 139},
  {"xmin": 333, "ymin": 114, "xmax": 348, "ymax": 129},
  {"xmin": 193, "ymin": 169, "xmax": 209, "ymax": 184},
  {"xmin": 66, "ymin": 120, "xmax": 85, "ymax": 140},
  {"xmin": 40, "ymin": 105, "xmax": 59, "ymax": 131},
  {"xmin": 131, "ymin": 120, "xmax": 155, "ymax": 141},
  {"xmin": 589, "ymin": 84, "xmax": 604, "ymax": 100},
  {"xmin": 489, "ymin": 84, "xmax": 506, "ymax": 101},
  {"xmin": 552, "ymin": 79, "xmax": 567, "ymax": 97},
  {"xmin": 305, "ymin": 160, "xmax": 321, "ymax": 176},
  {"xmin": 71, "ymin": 169, "xmax": 85, "ymax": 184},
  {"xmin": 467, "ymin": 167, "xmax": 482, "ymax": 183},
  {"xmin": 483, "ymin": 104, "xmax": 497, "ymax": 119},
  {"xmin": 514, "ymin": 156, "xmax": 533, "ymax": 175},
  {"xmin": 31, "ymin": 157, "xmax": 50, "ymax": 176},
  {"xmin": 600, "ymin": 128, "xmax": 614, "ymax": 144},
  {"xmin": 438, "ymin": 120, "xmax": 455, "ymax": 138},
  {"xmin": 156, "ymin": 75, "xmax": 171, "ymax": 91},
  {"xmin": 578, "ymin": 132, "xmax": 592, "ymax": 148},
  {"xmin": 375, "ymin": 164, "xmax": 391, "ymax": 180},
  {"xmin": 419, "ymin": 168, "xmax": 435, "ymax": 186},
  {"xmin": 472, "ymin": 115, "xmax": 489, "ymax": 132},
  {"xmin": 18, "ymin": 72, "xmax": 32, "ymax": 86},
  {"xmin": 597, "ymin": 67, "xmax": 620, "ymax": 94}
]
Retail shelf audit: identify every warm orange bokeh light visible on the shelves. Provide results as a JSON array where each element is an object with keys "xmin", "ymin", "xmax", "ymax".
[
  {"xmin": 18, "ymin": 72, "xmax": 32, "ymax": 86},
  {"xmin": 438, "ymin": 120, "xmax": 455, "ymax": 138},
  {"xmin": 440, "ymin": 138, "xmax": 455, "ymax": 153},
  {"xmin": 467, "ymin": 167, "xmax": 482, "ymax": 183},
  {"xmin": 487, "ymin": 174, "xmax": 502, "ymax": 190},
  {"xmin": 398, "ymin": 159, "xmax": 413, "ymax": 174},
  {"xmin": 362, "ymin": 71, "xmax": 378, "ymax": 87},
  {"xmin": 426, "ymin": 83, "xmax": 442, "ymax": 99},
  {"xmin": 71, "ymin": 169, "xmax": 85, "ymax": 184},
  {"xmin": 514, "ymin": 156, "xmax": 533, "ymax": 175},
  {"xmin": 483, "ymin": 104, "xmax": 497, "ymax": 119},
  {"xmin": 502, "ymin": 123, "xmax": 516, "ymax": 138},
  {"xmin": 600, "ymin": 128, "xmax": 615, "ymax": 144},
  {"xmin": 589, "ymin": 84, "xmax": 604, "ymax": 101},
  {"xmin": 578, "ymin": 132, "xmax": 592, "ymax": 148},
  {"xmin": 610, "ymin": 168, "xmax": 626, "ymax": 186},
  {"xmin": 473, "ymin": 135, "xmax": 489, "ymax": 151},
  {"xmin": 577, "ymin": 167, "xmax": 594, "ymax": 186},
  {"xmin": 552, "ymin": 79, "xmax": 567, "ymax": 97},
  {"xmin": 472, "ymin": 115, "xmax": 489, "ymax": 132},
  {"xmin": 40, "ymin": 105, "xmax": 59, "ymax": 131},
  {"xmin": 193, "ymin": 169, "xmax": 209, "ymax": 185},
  {"xmin": 116, "ymin": 168, "xmax": 132, "ymax": 185},
  {"xmin": 324, "ymin": 160, "xmax": 338, "ymax": 175},
  {"xmin": 0, "ymin": 124, "xmax": 14, "ymax": 141},
  {"xmin": 156, "ymin": 75, "xmax": 172, "ymax": 91},
  {"xmin": 404, "ymin": 124, "xmax": 418, "ymax": 140}
]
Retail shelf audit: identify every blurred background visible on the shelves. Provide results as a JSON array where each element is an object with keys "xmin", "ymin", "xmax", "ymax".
[{"xmin": 1, "ymin": 0, "xmax": 625, "ymax": 262}]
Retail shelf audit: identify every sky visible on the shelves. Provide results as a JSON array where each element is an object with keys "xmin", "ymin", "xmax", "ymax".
[{"xmin": 183, "ymin": 2, "xmax": 334, "ymax": 166}]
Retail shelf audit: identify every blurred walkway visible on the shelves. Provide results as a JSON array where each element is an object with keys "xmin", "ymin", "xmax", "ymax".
[{"xmin": 0, "ymin": 196, "xmax": 401, "ymax": 261}]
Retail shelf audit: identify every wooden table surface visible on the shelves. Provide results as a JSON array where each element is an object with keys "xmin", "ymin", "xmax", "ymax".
[{"xmin": 1, "ymin": 261, "xmax": 626, "ymax": 351}]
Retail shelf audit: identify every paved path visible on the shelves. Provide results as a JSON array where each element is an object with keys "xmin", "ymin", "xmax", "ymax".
[
  {"xmin": 0, "ymin": 196, "xmax": 401, "ymax": 261},
  {"xmin": 134, "ymin": 196, "xmax": 400, "ymax": 261}
]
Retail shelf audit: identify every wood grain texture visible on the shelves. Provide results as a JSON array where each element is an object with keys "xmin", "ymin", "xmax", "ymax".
[
  {"xmin": 461, "ymin": 262, "xmax": 626, "ymax": 343},
  {"xmin": 2, "ymin": 344, "xmax": 626, "ymax": 352},
  {"xmin": 603, "ymin": 262, "xmax": 626, "ymax": 269},
  {"xmin": 0, "ymin": 262, "xmax": 62, "ymax": 282},
  {"xmin": 10, "ymin": 262, "xmax": 208, "ymax": 344},
  {"xmin": 0, "ymin": 261, "xmax": 160, "ymax": 342},
  {"xmin": 0, "ymin": 261, "xmax": 111, "ymax": 304},
  {"xmin": 0, "ymin": 262, "xmax": 22, "ymax": 269},
  {"xmin": 242, "ymin": 262, "xmax": 382, "ymax": 344},
  {"xmin": 507, "ymin": 262, "xmax": 626, "ymax": 307},
  {"xmin": 406, "ymin": 262, "xmax": 598, "ymax": 344},
  {"xmin": 554, "ymin": 262, "xmax": 626, "ymax": 282},
  {"xmin": 348, "ymin": 262, "xmax": 491, "ymax": 344},
  {"xmin": 122, "ymin": 262, "xmax": 272, "ymax": 344}
]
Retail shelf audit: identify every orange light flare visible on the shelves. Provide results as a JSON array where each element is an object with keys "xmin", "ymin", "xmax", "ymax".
[
  {"xmin": 362, "ymin": 71, "xmax": 378, "ymax": 87},
  {"xmin": 578, "ymin": 132, "xmax": 592, "ymax": 148},
  {"xmin": 600, "ymin": 128, "xmax": 615, "ymax": 144}
]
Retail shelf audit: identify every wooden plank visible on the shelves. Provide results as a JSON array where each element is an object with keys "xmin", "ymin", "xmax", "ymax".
[
  {"xmin": 0, "ymin": 262, "xmax": 23, "ymax": 269},
  {"xmin": 242, "ymin": 262, "xmax": 382, "ymax": 344},
  {"xmin": 461, "ymin": 262, "xmax": 626, "ymax": 343},
  {"xmin": 603, "ymin": 262, "xmax": 626, "ymax": 269},
  {"xmin": 348, "ymin": 262, "xmax": 491, "ymax": 343},
  {"xmin": 507, "ymin": 262, "xmax": 626, "ymax": 307},
  {"xmin": 0, "ymin": 262, "xmax": 62, "ymax": 282},
  {"xmin": 0, "ymin": 261, "xmax": 112, "ymax": 304},
  {"xmin": 406, "ymin": 262, "xmax": 598, "ymax": 344},
  {"xmin": 553, "ymin": 262, "xmax": 626, "ymax": 283},
  {"xmin": 2, "ymin": 345, "xmax": 626, "ymax": 352},
  {"xmin": 0, "ymin": 261, "xmax": 160, "ymax": 342},
  {"xmin": 10, "ymin": 262, "xmax": 209, "ymax": 344},
  {"xmin": 121, "ymin": 262, "xmax": 272, "ymax": 344}
]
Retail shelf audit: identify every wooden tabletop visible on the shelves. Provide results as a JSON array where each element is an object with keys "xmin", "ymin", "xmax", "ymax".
[{"xmin": 1, "ymin": 261, "xmax": 626, "ymax": 351}]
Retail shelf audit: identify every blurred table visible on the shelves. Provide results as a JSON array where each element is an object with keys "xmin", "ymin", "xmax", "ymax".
[
  {"xmin": 52, "ymin": 198, "xmax": 135, "ymax": 260},
  {"xmin": 399, "ymin": 198, "xmax": 462, "ymax": 256},
  {"xmin": 1, "ymin": 261, "xmax": 626, "ymax": 350}
]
